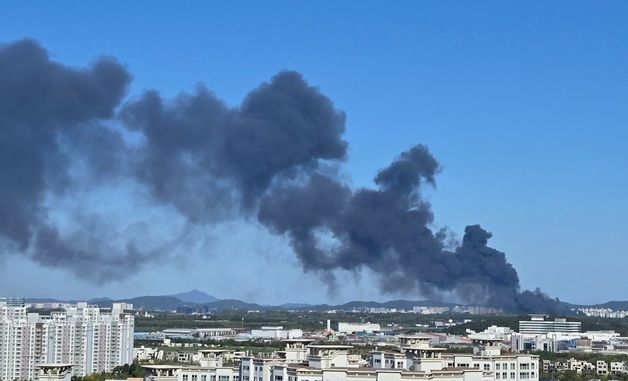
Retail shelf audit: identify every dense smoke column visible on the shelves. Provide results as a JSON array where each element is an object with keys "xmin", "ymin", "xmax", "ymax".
[
  {"xmin": 120, "ymin": 70, "xmax": 348, "ymax": 221},
  {"xmin": 0, "ymin": 39, "xmax": 148, "ymax": 280},
  {"xmin": 451, "ymin": 225, "xmax": 521, "ymax": 310},
  {"xmin": 259, "ymin": 146, "xmax": 561, "ymax": 313},
  {"xmin": 0, "ymin": 38, "xmax": 560, "ymax": 312}
]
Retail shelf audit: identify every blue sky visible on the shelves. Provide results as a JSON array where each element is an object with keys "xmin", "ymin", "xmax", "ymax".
[{"xmin": 1, "ymin": 1, "xmax": 627, "ymax": 304}]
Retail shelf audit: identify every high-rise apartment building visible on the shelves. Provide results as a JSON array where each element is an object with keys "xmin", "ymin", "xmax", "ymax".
[{"xmin": 0, "ymin": 299, "xmax": 134, "ymax": 380}]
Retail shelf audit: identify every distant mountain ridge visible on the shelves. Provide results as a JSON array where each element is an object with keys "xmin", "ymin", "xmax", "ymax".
[
  {"xmin": 25, "ymin": 293, "xmax": 460, "ymax": 312},
  {"xmin": 585, "ymin": 301, "xmax": 628, "ymax": 310},
  {"xmin": 24, "ymin": 290, "xmax": 628, "ymax": 314},
  {"xmin": 171, "ymin": 289, "xmax": 219, "ymax": 304}
]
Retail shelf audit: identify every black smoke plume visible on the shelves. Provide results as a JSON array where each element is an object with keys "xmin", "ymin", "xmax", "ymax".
[
  {"xmin": 0, "ymin": 39, "xmax": 158, "ymax": 281},
  {"xmin": 120, "ymin": 70, "xmax": 347, "ymax": 221},
  {"xmin": 258, "ymin": 147, "xmax": 559, "ymax": 313},
  {"xmin": 0, "ymin": 39, "xmax": 559, "ymax": 312}
]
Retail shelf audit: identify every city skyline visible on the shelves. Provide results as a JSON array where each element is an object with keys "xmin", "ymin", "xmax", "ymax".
[{"xmin": 1, "ymin": 1, "xmax": 628, "ymax": 306}]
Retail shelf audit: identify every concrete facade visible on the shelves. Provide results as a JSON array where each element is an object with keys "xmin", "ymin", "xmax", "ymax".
[{"xmin": 0, "ymin": 300, "xmax": 134, "ymax": 380}]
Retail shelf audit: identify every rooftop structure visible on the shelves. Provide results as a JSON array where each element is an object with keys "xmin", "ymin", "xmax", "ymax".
[
  {"xmin": 372, "ymin": 334, "xmax": 539, "ymax": 381},
  {"xmin": 143, "ymin": 335, "xmax": 539, "ymax": 381},
  {"xmin": 198, "ymin": 349, "xmax": 232, "ymax": 368},
  {"xmin": 397, "ymin": 335, "xmax": 446, "ymax": 359},
  {"xmin": 36, "ymin": 364, "xmax": 73, "ymax": 381},
  {"xmin": 143, "ymin": 365, "xmax": 181, "ymax": 381},
  {"xmin": 279, "ymin": 339, "xmax": 316, "ymax": 363}
]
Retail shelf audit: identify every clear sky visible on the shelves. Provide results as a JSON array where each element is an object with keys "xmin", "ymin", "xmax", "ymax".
[{"xmin": 1, "ymin": 1, "xmax": 627, "ymax": 305}]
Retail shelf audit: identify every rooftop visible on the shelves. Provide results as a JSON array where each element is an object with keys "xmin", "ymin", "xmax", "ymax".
[
  {"xmin": 398, "ymin": 335, "xmax": 433, "ymax": 340},
  {"xmin": 308, "ymin": 344, "xmax": 354, "ymax": 349},
  {"xmin": 283, "ymin": 338, "xmax": 316, "ymax": 342},
  {"xmin": 198, "ymin": 349, "xmax": 232, "ymax": 353},
  {"xmin": 142, "ymin": 365, "xmax": 183, "ymax": 370}
]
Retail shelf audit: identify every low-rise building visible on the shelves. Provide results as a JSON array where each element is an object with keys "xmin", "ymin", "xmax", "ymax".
[
  {"xmin": 197, "ymin": 328, "xmax": 237, "ymax": 340},
  {"xmin": 144, "ymin": 336, "xmax": 509, "ymax": 381},
  {"xmin": 135, "ymin": 346, "xmax": 160, "ymax": 362},
  {"xmin": 610, "ymin": 362, "xmax": 627, "ymax": 375},
  {"xmin": 371, "ymin": 336, "xmax": 538, "ymax": 381},
  {"xmin": 566, "ymin": 359, "xmax": 595, "ymax": 374},
  {"xmin": 337, "ymin": 323, "xmax": 381, "ymax": 334},
  {"xmin": 251, "ymin": 327, "xmax": 303, "ymax": 340}
]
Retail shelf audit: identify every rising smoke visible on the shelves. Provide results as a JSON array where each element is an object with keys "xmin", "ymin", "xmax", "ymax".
[
  {"xmin": 0, "ymin": 39, "xmax": 161, "ymax": 281},
  {"xmin": 0, "ymin": 39, "xmax": 559, "ymax": 312}
]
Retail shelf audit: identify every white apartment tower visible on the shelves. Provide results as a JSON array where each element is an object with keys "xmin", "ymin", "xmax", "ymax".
[{"xmin": 0, "ymin": 299, "xmax": 134, "ymax": 380}]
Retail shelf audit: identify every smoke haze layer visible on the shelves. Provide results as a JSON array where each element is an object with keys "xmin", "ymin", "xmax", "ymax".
[{"xmin": 0, "ymin": 39, "xmax": 559, "ymax": 312}]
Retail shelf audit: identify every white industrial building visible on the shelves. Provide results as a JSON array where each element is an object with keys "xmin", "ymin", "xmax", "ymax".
[
  {"xmin": 161, "ymin": 328, "xmax": 236, "ymax": 341},
  {"xmin": 511, "ymin": 316, "xmax": 620, "ymax": 354},
  {"xmin": 337, "ymin": 322, "xmax": 381, "ymax": 334},
  {"xmin": 0, "ymin": 299, "xmax": 134, "ymax": 380},
  {"xmin": 468, "ymin": 326, "xmax": 514, "ymax": 343},
  {"xmin": 251, "ymin": 326, "xmax": 303, "ymax": 340},
  {"xmin": 518, "ymin": 316, "xmax": 580, "ymax": 335},
  {"xmin": 198, "ymin": 328, "xmax": 238, "ymax": 340}
]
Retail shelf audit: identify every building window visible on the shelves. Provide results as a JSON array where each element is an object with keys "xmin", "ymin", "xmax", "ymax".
[
  {"xmin": 511, "ymin": 373, "xmax": 515, "ymax": 379},
  {"xmin": 496, "ymin": 373, "xmax": 501, "ymax": 379},
  {"xmin": 183, "ymin": 376, "xmax": 189, "ymax": 381},
  {"xmin": 496, "ymin": 364, "xmax": 501, "ymax": 370},
  {"xmin": 219, "ymin": 376, "xmax": 230, "ymax": 381},
  {"xmin": 484, "ymin": 364, "xmax": 490, "ymax": 371},
  {"xmin": 211, "ymin": 376, "xmax": 216, "ymax": 381},
  {"xmin": 502, "ymin": 372, "xmax": 507, "ymax": 379},
  {"xmin": 202, "ymin": 376, "xmax": 207, "ymax": 381},
  {"xmin": 192, "ymin": 376, "xmax": 198, "ymax": 381}
]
